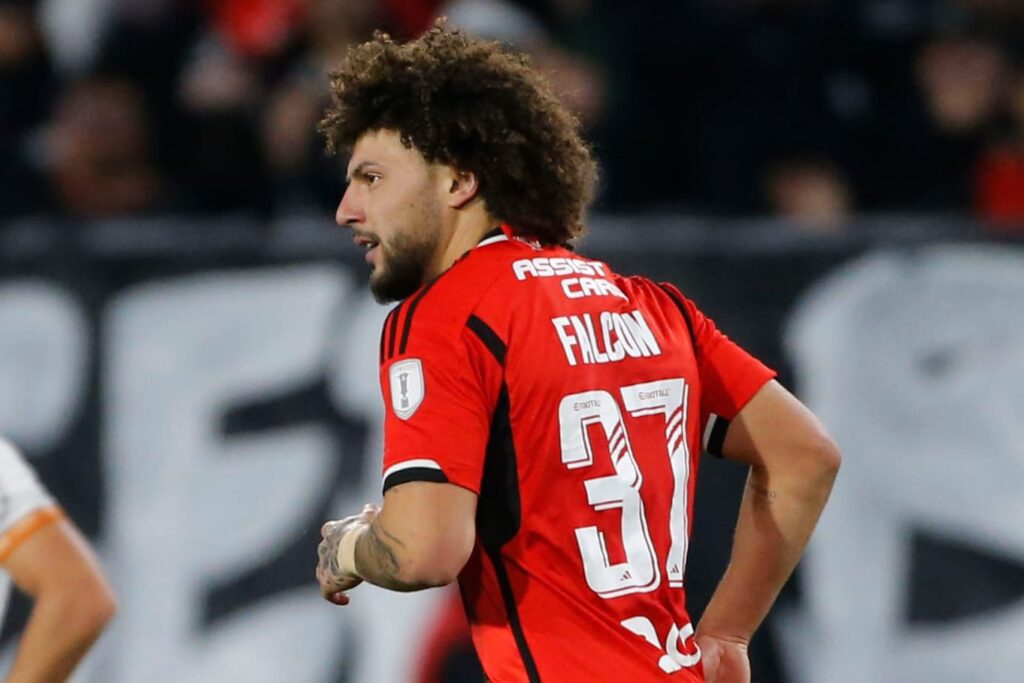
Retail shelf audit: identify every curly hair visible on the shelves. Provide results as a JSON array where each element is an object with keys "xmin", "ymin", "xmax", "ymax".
[{"xmin": 319, "ymin": 23, "xmax": 597, "ymax": 245}]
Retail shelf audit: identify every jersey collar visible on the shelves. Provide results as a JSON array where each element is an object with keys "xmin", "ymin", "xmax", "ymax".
[{"xmin": 476, "ymin": 225, "xmax": 510, "ymax": 248}]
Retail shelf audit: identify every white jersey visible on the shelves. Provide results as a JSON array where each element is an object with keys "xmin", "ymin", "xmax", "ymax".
[{"xmin": 0, "ymin": 439, "xmax": 57, "ymax": 621}]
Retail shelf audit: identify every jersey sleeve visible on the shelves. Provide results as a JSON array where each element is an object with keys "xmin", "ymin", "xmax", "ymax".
[
  {"xmin": 379, "ymin": 316, "xmax": 502, "ymax": 495},
  {"xmin": 0, "ymin": 439, "xmax": 61, "ymax": 563},
  {"xmin": 659, "ymin": 284, "xmax": 777, "ymax": 455}
]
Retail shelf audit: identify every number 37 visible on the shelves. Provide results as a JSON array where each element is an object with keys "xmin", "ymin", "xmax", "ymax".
[{"xmin": 559, "ymin": 378, "xmax": 692, "ymax": 599}]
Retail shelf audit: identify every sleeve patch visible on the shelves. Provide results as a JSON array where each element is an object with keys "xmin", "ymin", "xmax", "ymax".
[{"xmin": 389, "ymin": 358, "xmax": 425, "ymax": 420}]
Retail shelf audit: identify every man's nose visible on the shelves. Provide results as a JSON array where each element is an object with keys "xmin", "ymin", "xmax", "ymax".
[{"xmin": 335, "ymin": 186, "xmax": 363, "ymax": 227}]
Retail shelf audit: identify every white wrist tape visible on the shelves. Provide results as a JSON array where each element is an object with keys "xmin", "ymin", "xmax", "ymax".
[{"xmin": 337, "ymin": 525, "xmax": 366, "ymax": 578}]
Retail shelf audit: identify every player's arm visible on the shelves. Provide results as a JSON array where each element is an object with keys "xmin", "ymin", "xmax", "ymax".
[
  {"xmin": 318, "ymin": 313, "xmax": 495, "ymax": 602},
  {"xmin": 353, "ymin": 481, "xmax": 476, "ymax": 591},
  {"xmin": 318, "ymin": 481, "xmax": 477, "ymax": 600},
  {"xmin": 2, "ymin": 513, "xmax": 117, "ymax": 683},
  {"xmin": 696, "ymin": 380, "xmax": 840, "ymax": 659}
]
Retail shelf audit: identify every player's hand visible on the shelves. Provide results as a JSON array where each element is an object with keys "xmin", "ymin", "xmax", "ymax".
[
  {"xmin": 316, "ymin": 504, "xmax": 379, "ymax": 605},
  {"xmin": 696, "ymin": 634, "xmax": 750, "ymax": 683}
]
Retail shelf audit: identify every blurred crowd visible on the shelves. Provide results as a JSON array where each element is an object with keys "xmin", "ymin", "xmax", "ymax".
[{"xmin": 1, "ymin": 0, "xmax": 1023, "ymax": 233}]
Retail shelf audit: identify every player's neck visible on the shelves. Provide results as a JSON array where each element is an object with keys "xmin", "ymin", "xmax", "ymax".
[{"xmin": 428, "ymin": 205, "xmax": 497, "ymax": 279}]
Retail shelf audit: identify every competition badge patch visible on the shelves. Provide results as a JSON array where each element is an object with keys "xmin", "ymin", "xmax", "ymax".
[{"xmin": 389, "ymin": 358, "xmax": 425, "ymax": 420}]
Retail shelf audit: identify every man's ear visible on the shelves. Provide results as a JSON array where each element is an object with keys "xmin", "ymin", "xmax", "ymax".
[{"xmin": 445, "ymin": 169, "xmax": 480, "ymax": 209}]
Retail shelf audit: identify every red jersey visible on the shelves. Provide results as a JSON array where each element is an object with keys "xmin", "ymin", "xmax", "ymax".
[{"xmin": 378, "ymin": 230, "xmax": 775, "ymax": 682}]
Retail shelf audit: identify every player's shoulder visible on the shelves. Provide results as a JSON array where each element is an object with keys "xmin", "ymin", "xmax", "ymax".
[
  {"xmin": 611, "ymin": 272, "xmax": 688, "ymax": 310},
  {"xmin": 607, "ymin": 274, "xmax": 702, "ymax": 345},
  {"xmin": 613, "ymin": 272, "xmax": 663, "ymax": 294}
]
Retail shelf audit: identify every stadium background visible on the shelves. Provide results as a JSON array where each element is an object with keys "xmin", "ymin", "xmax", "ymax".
[{"xmin": 1, "ymin": 1, "xmax": 1023, "ymax": 681}]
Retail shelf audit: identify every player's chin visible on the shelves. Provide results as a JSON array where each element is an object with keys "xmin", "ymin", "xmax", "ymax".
[
  {"xmin": 369, "ymin": 270, "xmax": 412, "ymax": 304},
  {"xmin": 369, "ymin": 271, "xmax": 387, "ymax": 300}
]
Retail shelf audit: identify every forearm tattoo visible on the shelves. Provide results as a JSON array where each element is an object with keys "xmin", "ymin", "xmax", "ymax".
[{"xmin": 354, "ymin": 518, "xmax": 424, "ymax": 591}]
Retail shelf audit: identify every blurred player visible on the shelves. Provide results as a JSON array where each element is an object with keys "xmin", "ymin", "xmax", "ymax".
[
  {"xmin": 315, "ymin": 25, "xmax": 839, "ymax": 682},
  {"xmin": 0, "ymin": 438, "xmax": 116, "ymax": 682}
]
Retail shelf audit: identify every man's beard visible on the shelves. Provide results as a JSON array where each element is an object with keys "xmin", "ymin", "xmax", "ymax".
[{"xmin": 369, "ymin": 226, "xmax": 440, "ymax": 303}]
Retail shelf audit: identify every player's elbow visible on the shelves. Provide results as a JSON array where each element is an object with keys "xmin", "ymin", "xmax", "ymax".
[
  {"xmin": 814, "ymin": 434, "xmax": 841, "ymax": 476},
  {"xmin": 793, "ymin": 433, "xmax": 842, "ymax": 492},
  {"xmin": 402, "ymin": 531, "xmax": 474, "ymax": 589},
  {"xmin": 758, "ymin": 430, "xmax": 841, "ymax": 495},
  {"xmin": 391, "ymin": 518, "xmax": 475, "ymax": 589},
  {"xmin": 86, "ymin": 579, "xmax": 118, "ymax": 632},
  {"xmin": 401, "ymin": 562, "xmax": 460, "ymax": 589},
  {"xmin": 34, "ymin": 577, "xmax": 117, "ymax": 652},
  {"xmin": 67, "ymin": 573, "xmax": 118, "ymax": 638}
]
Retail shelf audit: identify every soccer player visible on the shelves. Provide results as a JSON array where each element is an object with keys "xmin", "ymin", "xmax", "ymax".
[
  {"xmin": 315, "ymin": 25, "xmax": 840, "ymax": 682},
  {"xmin": 0, "ymin": 438, "xmax": 116, "ymax": 682}
]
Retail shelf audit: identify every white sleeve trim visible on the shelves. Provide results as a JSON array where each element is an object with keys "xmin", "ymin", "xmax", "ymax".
[
  {"xmin": 702, "ymin": 414, "xmax": 722, "ymax": 451},
  {"xmin": 383, "ymin": 458, "xmax": 444, "ymax": 481}
]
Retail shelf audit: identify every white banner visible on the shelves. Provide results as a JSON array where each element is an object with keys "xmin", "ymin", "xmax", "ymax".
[{"xmin": 781, "ymin": 245, "xmax": 1024, "ymax": 683}]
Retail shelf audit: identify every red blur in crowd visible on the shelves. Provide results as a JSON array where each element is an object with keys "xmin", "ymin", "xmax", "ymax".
[
  {"xmin": 204, "ymin": 0, "xmax": 306, "ymax": 57},
  {"xmin": 975, "ymin": 148, "xmax": 1024, "ymax": 230}
]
